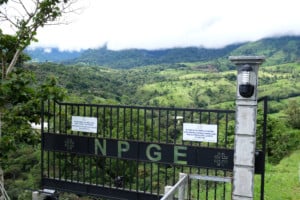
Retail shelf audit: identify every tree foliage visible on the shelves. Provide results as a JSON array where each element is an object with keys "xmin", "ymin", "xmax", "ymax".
[
  {"xmin": 0, "ymin": 69, "xmax": 66, "ymax": 158},
  {"xmin": 0, "ymin": 31, "xmax": 31, "ymax": 73},
  {"xmin": 284, "ymin": 99, "xmax": 300, "ymax": 129},
  {"xmin": 0, "ymin": 70, "xmax": 65, "ymax": 198},
  {"xmin": 257, "ymin": 108, "xmax": 300, "ymax": 164}
]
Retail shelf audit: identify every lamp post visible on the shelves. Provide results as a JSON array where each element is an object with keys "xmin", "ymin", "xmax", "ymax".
[{"xmin": 229, "ymin": 56, "xmax": 265, "ymax": 200}]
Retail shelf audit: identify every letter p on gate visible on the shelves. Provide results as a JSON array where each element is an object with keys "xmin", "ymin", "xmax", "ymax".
[{"xmin": 118, "ymin": 141, "xmax": 130, "ymax": 158}]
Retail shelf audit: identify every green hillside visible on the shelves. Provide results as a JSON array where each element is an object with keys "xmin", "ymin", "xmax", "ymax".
[
  {"xmin": 25, "ymin": 60, "xmax": 300, "ymax": 110},
  {"xmin": 64, "ymin": 44, "xmax": 241, "ymax": 69},
  {"xmin": 230, "ymin": 36, "xmax": 300, "ymax": 66},
  {"xmin": 2, "ymin": 35, "xmax": 300, "ymax": 199}
]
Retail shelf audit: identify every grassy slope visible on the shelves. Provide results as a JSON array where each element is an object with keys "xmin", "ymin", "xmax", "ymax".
[{"xmin": 255, "ymin": 150, "xmax": 300, "ymax": 200}]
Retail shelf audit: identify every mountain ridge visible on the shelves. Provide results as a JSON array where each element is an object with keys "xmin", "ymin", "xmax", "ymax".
[{"xmin": 26, "ymin": 35, "xmax": 300, "ymax": 68}]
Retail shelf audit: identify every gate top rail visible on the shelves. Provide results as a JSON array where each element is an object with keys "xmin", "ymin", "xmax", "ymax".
[{"xmin": 52, "ymin": 100, "xmax": 235, "ymax": 113}]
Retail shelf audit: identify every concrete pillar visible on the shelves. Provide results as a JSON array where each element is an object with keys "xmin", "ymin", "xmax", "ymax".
[{"xmin": 229, "ymin": 56, "xmax": 265, "ymax": 200}]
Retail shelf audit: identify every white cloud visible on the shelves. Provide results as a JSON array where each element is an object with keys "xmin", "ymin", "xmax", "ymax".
[
  {"xmin": 44, "ymin": 48, "xmax": 52, "ymax": 53},
  {"xmin": 3, "ymin": 0, "xmax": 300, "ymax": 51}
]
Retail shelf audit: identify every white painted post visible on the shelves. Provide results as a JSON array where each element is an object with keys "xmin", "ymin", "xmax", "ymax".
[
  {"xmin": 164, "ymin": 186, "xmax": 173, "ymax": 200},
  {"xmin": 0, "ymin": 167, "xmax": 4, "ymax": 200},
  {"xmin": 31, "ymin": 191, "xmax": 39, "ymax": 200},
  {"xmin": 0, "ymin": 167, "xmax": 3, "ymax": 185},
  {"xmin": 161, "ymin": 173, "xmax": 188, "ymax": 200},
  {"xmin": 178, "ymin": 173, "xmax": 187, "ymax": 200},
  {"xmin": 229, "ymin": 56, "xmax": 265, "ymax": 200}
]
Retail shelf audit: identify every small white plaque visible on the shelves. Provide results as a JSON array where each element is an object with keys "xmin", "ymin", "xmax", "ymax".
[
  {"xmin": 72, "ymin": 116, "xmax": 97, "ymax": 133},
  {"xmin": 183, "ymin": 123, "xmax": 217, "ymax": 143}
]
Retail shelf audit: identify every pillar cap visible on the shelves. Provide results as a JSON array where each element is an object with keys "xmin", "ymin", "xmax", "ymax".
[{"xmin": 229, "ymin": 56, "xmax": 265, "ymax": 65}]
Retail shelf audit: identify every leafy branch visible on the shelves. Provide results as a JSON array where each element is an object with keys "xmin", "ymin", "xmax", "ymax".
[{"xmin": 0, "ymin": 0, "xmax": 79, "ymax": 78}]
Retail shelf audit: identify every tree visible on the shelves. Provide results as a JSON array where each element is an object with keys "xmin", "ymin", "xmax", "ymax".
[
  {"xmin": 0, "ymin": 30, "xmax": 30, "ymax": 79},
  {"xmin": 0, "ymin": 1, "xmax": 75, "ymax": 189},
  {"xmin": 285, "ymin": 99, "xmax": 300, "ymax": 129},
  {"xmin": 0, "ymin": 69, "xmax": 66, "ymax": 156},
  {"xmin": 0, "ymin": 0, "xmax": 77, "ymax": 78},
  {"xmin": 0, "ymin": 68, "xmax": 66, "ymax": 199},
  {"xmin": 256, "ymin": 107, "xmax": 300, "ymax": 164}
]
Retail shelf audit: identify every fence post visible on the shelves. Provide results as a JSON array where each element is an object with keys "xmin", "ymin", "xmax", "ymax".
[
  {"xmin": 32, "ymin": 191, "xmax": 39, "ymax": 200},
  {"xmin": 0, "ymin": 167, "xmax": 4, "ymax": 200},
  {"xmin": 0, "ymin": 167, "xmax": 3, "ymax": 184},
  {"xmin": 178, "ymin": 173, "xmax": 187, "ymax": 200},
  {"xmin": 164, "ymin": 186, "xmax": 173, "ymax": 200}
]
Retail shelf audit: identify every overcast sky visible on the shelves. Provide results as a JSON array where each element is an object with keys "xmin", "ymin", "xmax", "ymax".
[{"xmin": 3, "ymin": 0, "xmax": 300, "ymax": 51}]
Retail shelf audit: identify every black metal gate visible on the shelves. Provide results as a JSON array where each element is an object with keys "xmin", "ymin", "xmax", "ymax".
[{"xmin": 41, "ymin": 99, "xmax": 267, "ymax": 200}]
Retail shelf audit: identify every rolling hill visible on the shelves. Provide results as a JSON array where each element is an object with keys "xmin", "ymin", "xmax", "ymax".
[
  {"xmin": 26, "ymin": 35, "xmax": 300, "ymax": 69},
  {"xmin": 25, "ymin": 47, "xmax": 82, "ymax": 62}
]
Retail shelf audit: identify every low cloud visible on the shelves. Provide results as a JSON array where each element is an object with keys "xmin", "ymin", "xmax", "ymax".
[{"xmin": 24, "ymin": 0, "xmax": 300, "ymax": 51}]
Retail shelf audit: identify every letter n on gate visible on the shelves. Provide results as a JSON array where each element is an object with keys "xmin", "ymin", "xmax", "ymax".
[{"xmin": 95, "ymin": 139, "xmax": 107, "ymax": 156}]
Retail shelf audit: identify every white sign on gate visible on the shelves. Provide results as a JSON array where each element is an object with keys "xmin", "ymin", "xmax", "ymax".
[
  {"xmin": 72, "ymin": 116, "xmax": 98, "ymax": 133},
  {"xmin": 183, "ymin": 123, "xmax": 217, "ymax": 143}
]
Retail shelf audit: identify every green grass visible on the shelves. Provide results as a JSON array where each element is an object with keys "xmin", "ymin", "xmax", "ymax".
[
  {"xmin": 198, "ymin": 150, "xmax": 300, "ymax": 200},
  {"xmin": 254, "ymin": 150, "xmax": 300, "ymax": 200}
]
